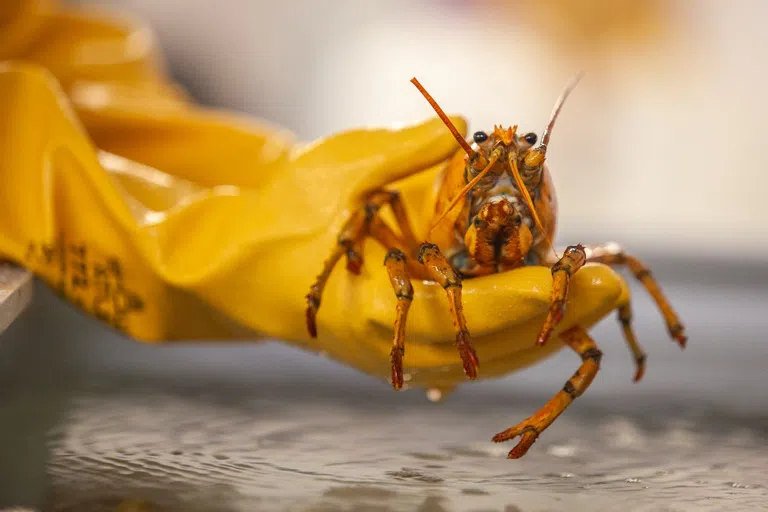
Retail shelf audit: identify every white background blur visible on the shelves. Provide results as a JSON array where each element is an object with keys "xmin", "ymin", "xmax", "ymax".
[{"xmin": 68, "ymin": 0, "xmax": 768, "ymax": 261}]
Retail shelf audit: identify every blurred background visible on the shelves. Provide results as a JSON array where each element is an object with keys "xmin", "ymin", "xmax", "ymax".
[
  {"xmin": 0, "ymin": 1, "xmax": 766, "ymax": 510},
  {"xmin": 67, "ymin": 0, "xmax": 768, "ymax": 258}
]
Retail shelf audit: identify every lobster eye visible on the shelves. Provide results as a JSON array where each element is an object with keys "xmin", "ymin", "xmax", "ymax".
[
  {"xmin": 524, "ymin": 132, "xmax": 537, "ymax": 145},
  {"xmin": 473, "ymin": 131, "xmax": 488, "ymax": 143}
]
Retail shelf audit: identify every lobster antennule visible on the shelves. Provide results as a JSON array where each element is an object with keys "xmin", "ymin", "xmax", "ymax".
[{"xmin": 411, "ymin": 77, "xmax": 476, "ymax": 159}]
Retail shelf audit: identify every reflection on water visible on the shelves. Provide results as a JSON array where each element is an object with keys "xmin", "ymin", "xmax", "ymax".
[
  {"xmin": 43, "ymin": 383, "xmax": 767, "ymax": 512},
  {"xmin": 0, "ymin": 262, "xmax": 765, "ymax": 510}
]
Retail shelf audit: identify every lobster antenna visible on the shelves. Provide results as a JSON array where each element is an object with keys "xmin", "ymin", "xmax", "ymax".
[
  {"xmin": 411, "ymin": 77, "xmax": 476, "ymax": 159},
  {"xmin": 508, "ymin": 157, "xmax": 545, "ymax": 235},
  {"xmin": 541, "ymin": 72, "xmax": 584, "ymax": 148},
  {"xmin": 535, "ymin": 73, "xmax": 584, "ymax": 261},
  {"xmin": 429, "ymin": 152, "xmax": 500, "ymax": 234}
]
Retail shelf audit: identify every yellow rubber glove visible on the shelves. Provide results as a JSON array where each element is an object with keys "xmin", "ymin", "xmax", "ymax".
[{"xmin": 0, "ymin": 1, "xmax": 628, "ymax": 392}]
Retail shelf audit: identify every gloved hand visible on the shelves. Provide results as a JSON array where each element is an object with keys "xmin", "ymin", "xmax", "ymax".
[{"xmin": 0, "ymin": 0, "xmax": 628, "ymax": 393}]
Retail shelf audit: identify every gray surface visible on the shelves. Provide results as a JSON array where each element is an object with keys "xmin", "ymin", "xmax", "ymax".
[
  {"xmin": 0, "ymin": 263, "xmax": 33, "ymax": 337},
  {"xmin": 43, "ymin": 384, "xmax": 768, "ymax": 511},
  {"xmin": 0, "ymin": 259, "xmax": 766, "ymax": 511}
]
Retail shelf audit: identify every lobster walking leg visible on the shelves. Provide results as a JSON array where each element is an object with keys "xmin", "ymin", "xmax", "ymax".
[
  {"xmin": 585, "ymin": 243, "xmax": 687, "ymax": 347},
  {"xmin": 383, "ymin": 249, "xmax": 414, "ymax": 390},
  {"xmin": 417, "ymin": 242, "xmax": 479, "ymax": 379},
  {"xmin": 538, "ymin": 243, "xmax": 649, "ymax": 381},
  {"xmin": 493, "ymin": 325, "xmax": 602, "ymax": 458},
  {"xmin": 370, "ymin": 218, "xmax": 423, "ymax": 277},
  {"xmin": 617, "ymin": 301, "xmax": 647, "ymax": 382},
  {"xmin": 536, "ymin": 244, "xmax": 587, "ymax": 346},
  {"xmin": 305, "ymin": 207, "xmax": 370, "ymax": 337},
  {"xmin": 386, "ymin": 190, "xmax": 420, "ymax": 257},
  {"xmin": 306, "ymin": 189, "xmax": 425, "ymax": 338}
]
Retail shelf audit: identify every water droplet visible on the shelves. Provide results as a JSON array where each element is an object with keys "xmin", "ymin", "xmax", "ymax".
[
  {"xmin": 403, "ymin": 373, "xmax": 412, "ymax": 382},
  {"xmin": 626, "ymin": 477, "xmax": 642, "ymax": 483},
  {"xmin": 426, "ymin": 389, "xmax": 442, "ymax": 402},
  {"xmin": 547, "ymin": 444, "xmax": 577, "ymax": 458},
  {"xmin": 560, "ymin": 472, "xmax": 575, "ymax": 478},
  {"xmin": 603, "ymin": 418, "xmax": 644, "ymax": 448}
]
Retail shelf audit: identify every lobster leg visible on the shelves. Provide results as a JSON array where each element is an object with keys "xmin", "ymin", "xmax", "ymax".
[
  {"xmin": 493, "ymin": 325, "xmax": 602, "ymax": 458},
  {"xmin": 306, "ymin": 190, "xmax": 424, "ymax": 338},
  {"xmin": 385, "ymin": 190, "xmax": 421, "ymax": 257},
  {"xmin": 584, "ymin": 243, "xmax": 687, "ymax": 348},
  {"xmin": 370, "ymin": 218, "xmax": 423, "ymax": 277},
  {"xmin": 383, "ymin": 248, "xmax": 414, "ymax": 390},
  {"xmin": 617, "ymin": 300, "xmax": 647, "ymax": 382},
  {"xmin": 536, "ymin": 244, "xmax": 587, "ymax": 346},
  {"xmin": 537, "ymin": 243, "xmax": 648, "ymax": 381},
  {"xmin": 307, "ymin": 191, "xmax": 481, "ymax": 382},
  {"xmin": 305, "ymin": 207, "xmax": 370, "ymax": 337},
  {"xmin": 417, "ymin": 242, "xmax": 479, "ymax": 379}
]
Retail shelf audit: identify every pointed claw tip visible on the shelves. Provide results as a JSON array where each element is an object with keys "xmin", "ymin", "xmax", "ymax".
[
  {"xmin": 456, "ymin": 331, "xmax": 479, "ymax": 379},
  {"xmin": 507, "ymin": 437, "xmax": 537, "ymax": 459},
  {"xmin": 536, "ymin": 328, "xmax": 552, "ymax": 346},
  {"xmin": 669, "ymin": 324, "xmax": 687, "ymax": 348},
  {"xmin": 463, "ymin": 362, "xmax": 478, "ymax": 380},
  {"xmin": 463, "ymin": 355, "xmax": 479, "ymax": 380},
  {"xmin": 391, "ymin": 349, "xmax": 404, "ymax": 389},
  {"xmin": 346, "ymin": 260, "xmax": 362, "ymax": 275},
  {"xmin": 391, "ymin": 371, "xmax": 403, "ymax": 390},
  {"xmin": 305, "ymin": 292, "xmax": 320, "ymax": 338},
  {"xmin": 305, "ymin": 309, "xmax": 318, "ymax": 338},
  {"xmin": 491, "ymin": 428, "xmax": 518, "ymax": 443}
]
